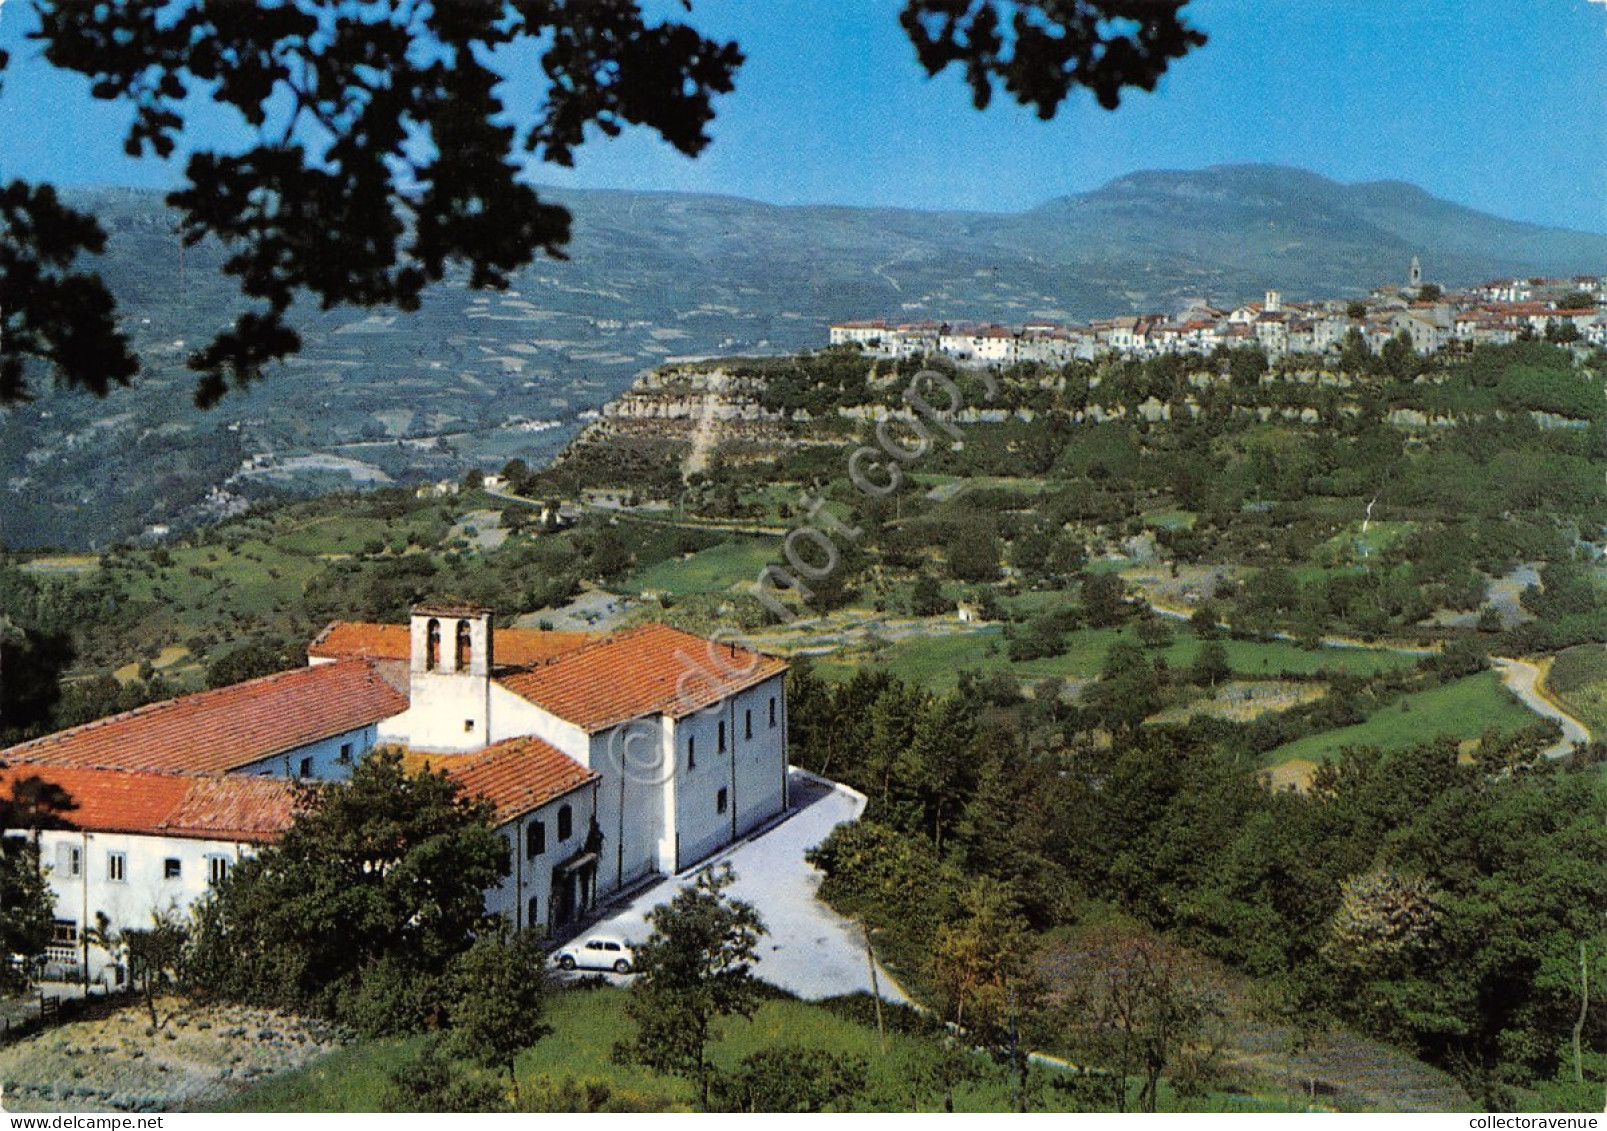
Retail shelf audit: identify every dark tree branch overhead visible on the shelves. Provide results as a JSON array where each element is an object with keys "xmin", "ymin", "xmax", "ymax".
[
  {"xmin": 0, "ymin": 0, "xmax": 1204, "ymax": 408},
  {"xmin": 0, "ymin": 181, "xmax": 140, "ymax": 402},
  {"xmin": 901, "ymin": 0, "xmax": 1205, "ymax": 114}
]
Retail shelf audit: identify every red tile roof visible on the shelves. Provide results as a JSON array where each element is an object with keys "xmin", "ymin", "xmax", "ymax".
[
  {"xmin": 496, "ymin": 623, "xmax": 787, "ymax": 734},
  {"xmin": 402, "ymin": 736, "xmax": 596, "ymax": 825},
  {"xmin": 1, "ymin": 661, "xmax": 406, "ymax": 775},
  {"xmin": 308, "ymin": 622, "xmax": 591, "ymax": 670},
  {"xmin": 0, "ymin": 765, "xmax": 296, "ymax": 843}
]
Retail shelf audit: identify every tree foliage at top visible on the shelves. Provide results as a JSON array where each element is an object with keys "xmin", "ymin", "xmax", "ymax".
[
  {"xmin": 187, "ymin": 748, "xmax": 508, "ymax": 1033},
  {"xmin": 901, "ymin": 0, "xmax": 1205, "ymax": 115},
  {"xmin": 7, "ymin": 0, "xmax": 741, "ymax": 407},
  {"xmin": 1, "ymin": 1, "xmax": 1206, "ymax": 406}
]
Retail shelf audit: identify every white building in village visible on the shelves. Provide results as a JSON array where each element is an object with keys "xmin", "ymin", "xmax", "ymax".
[
  {"xmin": 1, "ymin": 609, "xmax": 789, "ymax": 981},
  {"xmin": 829, "ymin": 266, "xmax": 1607, "ymax": 366},
  {"xmin": 0, "ymin": 766, "xmax": 296, "ymax": 981}
]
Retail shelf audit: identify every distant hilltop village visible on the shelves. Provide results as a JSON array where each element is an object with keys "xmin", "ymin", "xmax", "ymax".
[{"xmin": 831, "ymin": 262, "xmax": 1607, "ymax": 364}]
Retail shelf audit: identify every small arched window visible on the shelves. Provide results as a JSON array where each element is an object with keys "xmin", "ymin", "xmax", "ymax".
[
  {"xmin": 456, "ymin": 620, "xmax": 472, "ymax": 670},
  {"xmin": 425, "ymin": 619, "xmax": 441, "ymax": 671},
  {"xmin": 558, "ymin": 804, "xmax": 573, "ymax": 842}
]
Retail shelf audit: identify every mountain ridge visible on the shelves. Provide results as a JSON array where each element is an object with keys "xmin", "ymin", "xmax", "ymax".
[{"xmin": 7, "ymin": 164, "xmax": 1605, "ymax": 551}]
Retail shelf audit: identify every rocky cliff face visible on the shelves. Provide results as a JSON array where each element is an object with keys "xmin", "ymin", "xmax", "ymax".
[{"xmin": 558, "ymin": 363, "xmax": 798, "ymax": 478}]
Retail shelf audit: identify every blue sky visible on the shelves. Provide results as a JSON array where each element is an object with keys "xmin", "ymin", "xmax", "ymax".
[{"xmin": 3, "ymin": 0, "xmax": 1606, "ymax": 231}]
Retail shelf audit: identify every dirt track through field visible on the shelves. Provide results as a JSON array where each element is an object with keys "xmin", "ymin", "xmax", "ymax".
[{"xmin": 1494, "ymin": 657, "xmax": 1591, "ymax": 758}]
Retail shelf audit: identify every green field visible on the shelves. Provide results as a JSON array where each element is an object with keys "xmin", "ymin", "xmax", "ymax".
[
  {"xmin": 1545, "ymin": 645, "xmax": 1607, "ymax": 735},
  {"xmin": 911, "ymin": 473, "xmax": 1046, "ymax": 495},
  {"xmin": 811, "ymin": 624, "xmax": 1415, "ymax": 692},
  {"xmin": 215, "ymin": 988, "xmax": 1018, "ymax": 1113},
  {"xmin": 270, "ymin": 514, "xmax": 406, "ymax": 556},
  {"xmin": 1265, "ymin": 670, "xmax": 1540, "ymax": 767},
  {"xmin": 1317, "ymin": 520, "xmax": 1416, "ymax": 565},
  {"xmin": 1141, "ymin": 508, "xmax": 1197, "ymax": 531},
  {"xmin": 213, "ymin": 985, "xmax": 1298, "ymax": 1113},
  {"xmin": 623, "ymin": 538, "xmax": 776, "ymax": 597},
  {"xmin": 115, "ymin": 538, "xmax": 324, "ymax": 625}
]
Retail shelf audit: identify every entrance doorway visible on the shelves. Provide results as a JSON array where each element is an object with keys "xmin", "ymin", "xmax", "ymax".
[{"xmin": 551, "ymin": 854, "xmax": 598, "ymax": 928}]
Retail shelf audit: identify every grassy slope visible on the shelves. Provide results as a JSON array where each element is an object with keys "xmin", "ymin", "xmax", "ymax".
[
  {"xmin": 1544, "ymin": 644, "xmax": 1607, "ymax": 735},
  {"xmin": 212, "ymin": 986, "xmax": 1306, "ymax": 1114},
  {"xmin": 1265, "ymin": 670, "xmax": 1538, "ymax": 767},
  {"xmin": 622, "ymin": 538, "xmax": 776, "ymax": 597},
  {"xmin": 60, "ymin": 496, "xmax": 459, "ymax": 675},
  {"xmin": 212, "ymin": 990, "xmax": 961, "ymax": 1112},
  {"xmin": 812, "ymin": 624, "xmax": 1414, "ymax": 692}
]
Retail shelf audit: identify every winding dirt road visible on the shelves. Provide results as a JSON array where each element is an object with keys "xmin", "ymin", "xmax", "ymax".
[
  {"xmin": 1492, "ymin": 657, "xmax": 1592, "ymax": 759},
  {"xmin": 1148, "ymin": 597, "xmax": 1592, "ymax": 758}
]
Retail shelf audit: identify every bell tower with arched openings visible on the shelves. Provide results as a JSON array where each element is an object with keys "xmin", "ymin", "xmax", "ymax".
[{"xmin": 401, "ymin": 603, "xmax": 495, "ymax": 751}]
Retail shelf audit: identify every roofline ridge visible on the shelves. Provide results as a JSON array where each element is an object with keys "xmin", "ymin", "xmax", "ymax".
[
  {"xmin": 2, "ymin": 659, "xmax": 399, "ymax": 768},
  {"xmin": 10, "ymin": 657, "xmax": 377, "ymax": 748},
  {"xmin": 3, "ymin": 763, "xmax": 285, "ymax": 786}
]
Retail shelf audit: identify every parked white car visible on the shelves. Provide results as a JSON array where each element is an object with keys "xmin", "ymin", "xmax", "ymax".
[{"xmin": 552, "ymin": 935, "xmax": 636, "ymax": 974}]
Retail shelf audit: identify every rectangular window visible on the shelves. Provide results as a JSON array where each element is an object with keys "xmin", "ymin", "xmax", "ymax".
[
  {"xmin": 744, "ymin": 709, "xmax": 752, "ymax": 741},
  {"xmin": 527, "ymin": 896, "xmax": 540, "ymax": 930},
  {"xmin": 769, "ymin": 697, "xmax": 777, "ymax": 728},
  {"xmin": 298, "ymin": 756, "xmax": 314, "ymax": 778},
  {"xmin": 717, "ymin": 787, "xmax": 728, "ymax": 815},
  {"xmin": 527, "ymin": 820, "xmax": 546, "ymax": 859},
  {"xmin": 46, "ymin": 920, "xmax": 78, "ymax": 965},
  {"xmin": 164, "ymin": 858, "xmax": 182, "ymax": 880},
  {"xmin": 718, "ymin": 720, "xmax": 727, "ymax": 753},
  {"xmin": 207, "ymin": 855, "xmax": 230, "ymax": 885},
  {"xmin": 107, "ymin": 852, "xmax": 126, "ymax": 883},
  {"xmin": 56, "ymin": 843, "xmax": 82, "ymax": 878},
  {"xmin": 557, "ymin": 805, "xmax": 573, "ymax": 842},
  {"xmin": 688, "ymin": 735, "xmax": 696, "ymax": 770},
  {"xmin": 338, "ymin": 742, "xmax": 353, "ymax": 764},
  {"xmin": 464, "ymin": 718, "xmax": 475, "ymax": 733}
]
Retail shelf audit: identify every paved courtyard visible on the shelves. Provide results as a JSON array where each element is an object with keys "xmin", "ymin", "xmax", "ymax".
[{"xmin": 560, "ymin": 771, "xmax": 909, "ymax": 1003}]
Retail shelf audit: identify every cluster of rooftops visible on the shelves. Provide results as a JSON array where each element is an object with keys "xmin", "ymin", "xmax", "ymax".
[
  {"xmin": 0, "ymin": 618, "xmax": 785, "ymax": 843},
  {"xmin": 830, "ymin": 270, "xmax": 1607, "ymax": 364}
]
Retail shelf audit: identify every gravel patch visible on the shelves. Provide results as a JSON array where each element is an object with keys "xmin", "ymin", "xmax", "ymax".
[{"xmin": 0, "ymin": 998, "xmax": 345, "ymax": 1113}]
